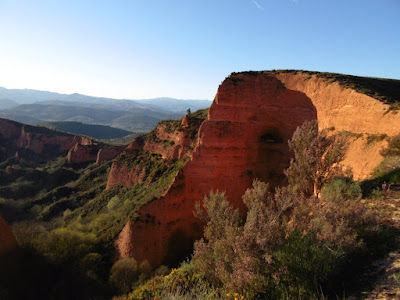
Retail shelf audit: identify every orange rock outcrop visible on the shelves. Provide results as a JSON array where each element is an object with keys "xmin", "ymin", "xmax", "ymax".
[
  {"xmin": 0, "ymin": 118, "xmax": 125, "ymax": 165},
  {"xmin": 115, "ymin": 71, "xmax": 400, "ymax": 267},
  {"xmin": 272, "ymin": 72, "xmax": 400, "ymax": 179},
  {"xmin": 67, "ymin": 143, "xmax": 98, "ymax": 164},
  {"xmin": 115, "ymin": 73, "xmax": 317, "ymax": 266},
  {"xmin": 106, "ymin": 116, "xmax": 203, "ymax": 190},
  {"xmin": 0, "ymin": 214, "xmax": 18, "ymax": 256},
  {"xmin": 0, "ymin": 118, "xmax": 81, "ymax": 161},
  {"xmin": 96, "ymin": 145, "xmax": 126, "ymax": 164}
]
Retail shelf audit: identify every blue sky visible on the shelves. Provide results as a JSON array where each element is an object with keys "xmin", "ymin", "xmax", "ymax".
[{"xmin": 0, "ymin": 0, "xmax": 399, "ymax": 100}]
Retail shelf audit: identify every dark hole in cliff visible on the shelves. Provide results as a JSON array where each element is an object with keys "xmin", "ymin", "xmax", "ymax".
[
  {"xmin": 165, "ymin": 229, "xmax": 194, "ymax": 267},
  {"xmin": 260, "ymin": 130, "xmax": 283, "ymax": 144}
]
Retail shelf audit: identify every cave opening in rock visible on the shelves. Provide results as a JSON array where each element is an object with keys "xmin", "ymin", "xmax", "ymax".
[
  {"xmin": 260, "ymin": 129, "xmax": 283, "ymax": 144},
  {"xmin": 165, "ymin": 228, "xmax": 194, "ymax": 267}
]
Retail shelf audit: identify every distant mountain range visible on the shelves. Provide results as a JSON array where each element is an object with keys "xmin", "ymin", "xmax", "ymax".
[{"xmin": 0, "ymin": 87, "xmax": 211, "ymax": 133}]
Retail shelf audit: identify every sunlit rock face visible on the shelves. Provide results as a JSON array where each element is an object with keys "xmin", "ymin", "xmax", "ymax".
[
  {"xmin": 116, "ymin": 71, "xmax": 400, "ymax": 267},
  {"xmin": 115, "ymin": 73, "xmax": 317, "ymax": 266},
  {"xmin": 272, "ymin": 71, "xmax": 400, "ymax": 180},
  {"xmin": 106, "ymin": 116, "xmax": 200, "ymax": 190}
]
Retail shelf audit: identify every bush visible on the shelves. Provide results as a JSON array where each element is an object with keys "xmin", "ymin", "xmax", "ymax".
[
  {"xmin": 374, "ymin": 156, "xmax": 400, "ymax": 183},
  {"xmin": 321, "ymin": 177, "xmax": 362, "ymax": 203},
  {"xmin": 80, "ymin": 252, "xmax": 104, "ymax": 280},
  {"xmin": 109, "ymin": 258, "xmax": 140, "ymax": 294},
  {"xmin": 107, "ymin": 196, "xmax": 122, "ymax": 210},
  {"xmin": 380, "ymin": 134, "xmax": 400, "ymax": 157},
  {"xmin": 33, "ymin": 228, "xmax": 97, "ymax": 266},
  {"xmin": 129, "ymin": 263, "xmax": 214, "ymax": 300},
  {"xmin": 193, "ymin": 179, "xmax": 377, "ymax": 298},
  {"xmin": 193, "ymin": 191, "xmax": 243, "ymax": 289},
  {"xmin": 285, "ymin": 120, "xmax": 348, "ymax": 197}
]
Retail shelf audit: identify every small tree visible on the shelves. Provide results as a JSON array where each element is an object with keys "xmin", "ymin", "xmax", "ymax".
[{"xmin": 285, "ymin": 120, "xmax": 348, "ymax": 198}]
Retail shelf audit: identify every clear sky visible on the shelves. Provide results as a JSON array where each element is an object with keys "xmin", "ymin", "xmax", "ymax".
[{"xmin": 0, "ymin": 0, "xmax": 399, "ymax": 100}]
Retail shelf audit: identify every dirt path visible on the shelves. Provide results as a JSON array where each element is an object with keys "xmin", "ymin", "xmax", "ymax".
[{"xmin": 362, "ymin": 185, "xmax": 400, "ymax": 299}]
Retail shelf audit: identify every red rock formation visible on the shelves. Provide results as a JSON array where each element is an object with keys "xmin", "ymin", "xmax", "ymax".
[
  {"xmin": 0, "ymin": 117, "xmax": 129, "ymax": 166},
  {"xmin": 115, "ymin": 71, "xmax": 400, "ymax": 267},
  {"xmin": 181, "ymin": 115, "xmax": 189, "ymax": 127},
  {"xmin": 0, "ymin": 214, "xmax": 18, "ymax": 256},
  {"xmin": 107, "ymin": 117, "xmax": 202, "ymax": 189},
  {"xmin": 96, "ymin": 145, "xmax": 126, "ymax": 163},
  {"xmin": 128, "ymin": 124, "xmax": 190, "ymax": 160},
  {"xmin": 106, "ymin": 149, "xmax": 149, "ymax": 188},
  {"xmin": 0, "ymin": 118, "xmax": 83, "ymax": 161},
  {"xmin": 115, "ymin": 73, "xmax": 317, "ymax": 266},
  {"xmin": 67, "ymin": 143, "xmax": 98, "ymax": 164}
]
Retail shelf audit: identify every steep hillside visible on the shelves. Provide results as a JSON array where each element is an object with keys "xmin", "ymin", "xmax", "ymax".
[
  {"xmin": 0, "ymin": 118, "xmax": 81, "ymax": 162},
  {"xmin": 107, "ymin": 109, "xmax": 207, "ymax": 189},
  {"xmin": 115, "ymin": 71, "xmax": 400, "ymax": 267}
]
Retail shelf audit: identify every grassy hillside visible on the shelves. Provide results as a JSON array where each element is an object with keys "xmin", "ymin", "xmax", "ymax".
[
  {"xmin": 39, "ymin": 121, "xmax": 135, "ymax": 140},
  {"xmin": 0, "ymin": 110, "xmax": 208, "ymax": 298}
]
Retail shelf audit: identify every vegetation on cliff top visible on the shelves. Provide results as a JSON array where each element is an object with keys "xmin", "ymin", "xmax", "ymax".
[
  {"xmin": 230, "ymin": 70, "xmax": 400, "ymax": 111},
  {"xmin": 141, "ymin": 108, "xmax": 208, "ymax": 145}
]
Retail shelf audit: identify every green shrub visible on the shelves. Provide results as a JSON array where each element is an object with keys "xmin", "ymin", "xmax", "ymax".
[
  {"xmin": 109, "ymin": 258, "xmax": 140, "ymax": 294},
  {"xmin": 107, "ymin": 196, "xmax": 122, "ymax": 210},
  {"xmin": 373, "ymin": 156, "xmax": 400, "ymax": 184},
  {"xmin": 366, "ymin": 134, "xmax": 388, "ymax": 145},
  {"xmin": 370, "ymin": 188, "xmax": 384, "ymax": 200},
  {"xmin": 33, "ymin": 228, "xmax": 97, "ymax": 265},
  {"xmin": 129, "ymin": 263, "xmax": 214, "ymax": 300},
  {"xmin": 80, "ymin": 252, "xmax": 105, "ymax": 280},
  {"xmin": 321, "ymin": 177, "xmax": 362, "ymax": 203}
]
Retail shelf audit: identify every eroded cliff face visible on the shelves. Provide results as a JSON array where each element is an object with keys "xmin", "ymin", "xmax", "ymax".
[
  {"xmin": 67, "ymin": 143, "xmax": 98, "ymax": 164},
  {"xmin": 115, "ymin": 74, "xmax": 317, "ymax": 266},
  {"xmin": 106, "ymin": 116, "xmax": 203, "ymax": 189},
  {"xmin": 0, "ymin": 118, "xmax": 124, "ymax": 165},
  {"xmin": 0, "ymin": 118, "xmax": 80, "ymax": 161},
  {"xmin": 96, "ymin": 145, "xmax": 126, "ymax": 164},
  {"xmin": 115, "ymin": 71, "xmax": 400, "ymax": 267},
  {"xmin": 0, "ymin": 214, "xmax": 18, "ymax": 256}
]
